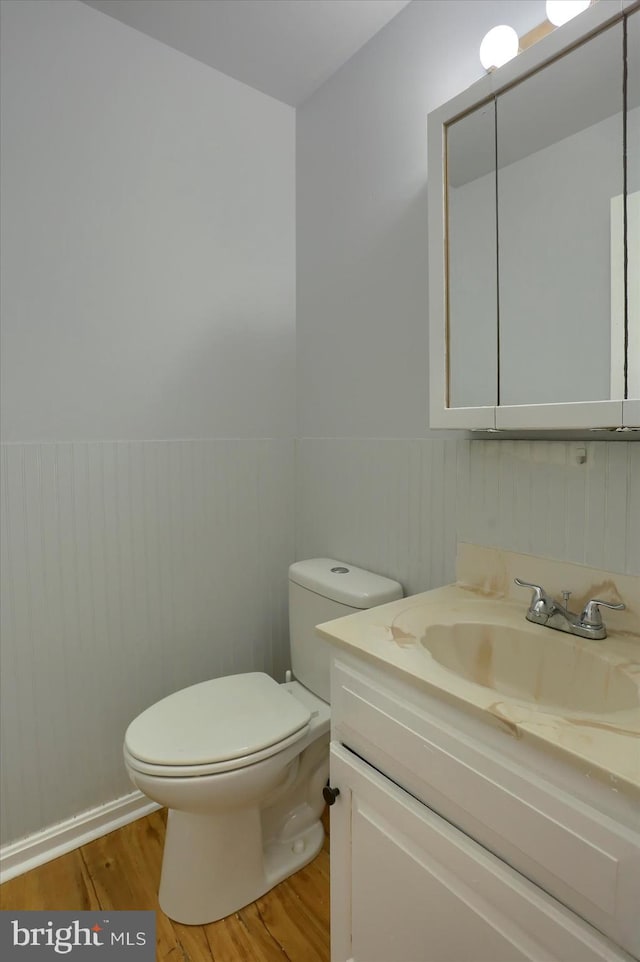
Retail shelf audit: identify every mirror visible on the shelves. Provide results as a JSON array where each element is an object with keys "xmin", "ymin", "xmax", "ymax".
[
  {"xmin": 626, "ymin": 9, "xmax": 640, "ymax": 403},
  {"xmin": 446, "ymin": 102, "xmax": 497, "ymax": 408},
  {"xmin": 497, "ymin": 22, "xmax": 624, "ymax": 406},
  {"xmin": 429, "ymin": 3, "xmax": 640, "ymax": 430}
]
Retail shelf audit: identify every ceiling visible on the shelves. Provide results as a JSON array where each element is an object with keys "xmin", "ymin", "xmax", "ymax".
[{"xmin": 82, "ymin": 0, "xmax": 413, "ymax": 106}]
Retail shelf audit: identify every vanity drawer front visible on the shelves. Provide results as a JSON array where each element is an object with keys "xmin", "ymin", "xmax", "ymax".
[{"xmin": 332, "ymin": 659, "xmax": 640, "ymax": 958}]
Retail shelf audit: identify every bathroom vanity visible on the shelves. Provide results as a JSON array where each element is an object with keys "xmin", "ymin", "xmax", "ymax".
[{"xmin": 318, "ymin": 546, "xmax": 640, "ymax": 962}]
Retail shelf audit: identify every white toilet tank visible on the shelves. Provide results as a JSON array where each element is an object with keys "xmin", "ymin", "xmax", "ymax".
[{"xmin": 288, "ymin": 559, "xmax": 403, "ymax": 703}]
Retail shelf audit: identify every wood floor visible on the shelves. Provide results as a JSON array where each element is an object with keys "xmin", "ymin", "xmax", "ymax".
[{"xmin": 0, "ymin": 809, "xmax": 331, "ymax": 962}]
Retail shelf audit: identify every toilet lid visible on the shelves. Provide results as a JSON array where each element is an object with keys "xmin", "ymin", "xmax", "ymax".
[{"xmin": 124, "ymin": 673, "xmax": 311, "ymax": 768}]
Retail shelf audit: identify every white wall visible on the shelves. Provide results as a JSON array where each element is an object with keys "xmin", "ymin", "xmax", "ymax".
[
  {"xmin": 295, "ymin": 0, "xmax": 640, "ymax": 589},
  {"xmin": 296, "ymin": 0, "xmax": 544, "ymax": 439},
  {"xmin": 1, "ymin": 0, "xmax": 295, "ymax": 441},
  {"xmin": 2, "ymin": 0, "xmax": 639, "ymax": 856},
  {"xmin": 0, "ymin": 0, "xmax": 296, "ymax": 846}
]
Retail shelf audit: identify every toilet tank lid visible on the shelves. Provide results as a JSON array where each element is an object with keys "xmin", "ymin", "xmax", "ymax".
[{"xmin": 289, "ymin": 559, "xmax": 403, "ymax": 609}]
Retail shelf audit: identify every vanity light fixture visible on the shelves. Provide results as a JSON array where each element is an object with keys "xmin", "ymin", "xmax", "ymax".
[
  {"xmin": 545, "ymin": 0, "xmax": 591, "ymax": 27},
  {"xmin": 479, "ymin": 24, "xmax": 520, "ymax": 71},
  {"xmin": 480, "ymin": 2, "xmax": 593, "ymax": 73}
]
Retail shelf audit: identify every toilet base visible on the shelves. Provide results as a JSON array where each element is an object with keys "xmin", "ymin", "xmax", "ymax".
[
  {"xmin": 158, "ymin": 806, "xmax": 324, "ymax": 925},
  {"xmin": 264, "ymin": 818, "xmax": 324, "ymax": 889}
]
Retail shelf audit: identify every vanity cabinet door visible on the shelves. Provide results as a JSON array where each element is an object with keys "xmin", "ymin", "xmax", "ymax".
[{"xmin": 329, "ymin": 744, "xmax": 634, "ymax": 962}]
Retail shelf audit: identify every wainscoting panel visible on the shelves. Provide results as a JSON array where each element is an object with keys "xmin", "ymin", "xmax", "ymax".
[
  {"xmin": 295, "ymin": 438, "xmax": 461, "ymax": 597},
  {"xmin": 460, "ymin": 440, "xmax": 640, "ymax": 576},
  {"xmin": 2, "ymin": 436, "xmax": 637, "ymax": 851},
  {"xmin": 0, "ymin": 439, "xmax": 295, "ymax": 847},
  {"xmin": 296, "ymin": 439, "xmax": 640, "ymax": 600}
]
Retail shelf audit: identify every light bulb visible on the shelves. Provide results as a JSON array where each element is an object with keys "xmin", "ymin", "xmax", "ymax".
[
  {"xmin": 479, "ymin": 25, "xmax": 519, "ymax": 71},
  {"xmin": 545, "ymin": 1, "xmax": 590, "ymax": 27}
]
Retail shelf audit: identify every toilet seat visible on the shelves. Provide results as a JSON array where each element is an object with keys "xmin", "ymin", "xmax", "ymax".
[
  {"xmin": 123, "ymin": 725, "xmax": 310, "ymax": 778},
  {"xmin": 124, "ymin": 672, "xmax": 311, "ymax": 777}
]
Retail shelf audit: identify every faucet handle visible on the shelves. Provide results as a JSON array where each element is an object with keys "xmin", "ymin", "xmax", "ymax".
[
  {"xmin": 514, "ymin": 579, "xmax": 553, "ymax": 614},
  {"xmin": 579, "ymin": 598, "xmax": 625, "ymax": 628}
]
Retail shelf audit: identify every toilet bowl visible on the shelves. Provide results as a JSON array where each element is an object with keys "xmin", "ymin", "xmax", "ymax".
[
  {"xmin": 125, "ymin": 674, "xmax": 330, "ymax": 924},
  {"xmin": 124, "ymin": 559, "xmax": 402, "ymax": 925}
]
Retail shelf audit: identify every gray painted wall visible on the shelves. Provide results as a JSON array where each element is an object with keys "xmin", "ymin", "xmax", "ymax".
[
  {"xmin": 1, "ymin": 0, "xmax": 638, "ymax": 853},
  {"xmin": 1, "ymin": 0, "xmax": 295, "ymax": 442},
  {"xmin": 0, "ymin": 0, "xmax": 296, "ymax": 846},
  {"xmin": 296, "ymin": 0, "xmax": 544, "ymax": 439},
  {"xmin": 295, "ymin": 0, "xmax": 639, "ymax": 592}
]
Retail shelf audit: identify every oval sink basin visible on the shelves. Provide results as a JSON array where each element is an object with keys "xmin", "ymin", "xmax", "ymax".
[{"xmin": 419, "ymin": 622, "xmax": 639, "ymax": 714}]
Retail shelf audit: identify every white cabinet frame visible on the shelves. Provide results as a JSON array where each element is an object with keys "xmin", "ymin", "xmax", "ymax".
[{"xmin": 427, "ymin": 0, "xmax": 637, "ymax": 431}]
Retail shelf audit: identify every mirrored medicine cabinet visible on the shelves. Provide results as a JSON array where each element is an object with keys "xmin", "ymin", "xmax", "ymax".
[{"xmin": 428, "ymin": 0, "xmax": 640, "ymax": 431}]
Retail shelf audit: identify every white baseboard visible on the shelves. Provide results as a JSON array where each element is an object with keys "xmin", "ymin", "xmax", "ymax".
[{"xmin": 0, "ymin": 791, "xmax": 161, "ymax": 884}]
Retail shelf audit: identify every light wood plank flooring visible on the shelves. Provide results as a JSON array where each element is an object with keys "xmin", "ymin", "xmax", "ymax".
[{"xmin": 0, "ymin": 809, "xmax": 331, "ymax": 962}]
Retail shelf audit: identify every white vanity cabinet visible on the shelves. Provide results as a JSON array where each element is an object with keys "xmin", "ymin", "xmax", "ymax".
[
  {"xmin": 328, "ymin": 655, "xmax": 640, "ymax": 962},
  {"xmin": 330, "ymin": 747, "xmax": 633, "ymax": 962}
]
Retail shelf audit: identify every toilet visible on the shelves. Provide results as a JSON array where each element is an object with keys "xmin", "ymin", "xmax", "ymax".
[{"xmin": 123, "ymin": 558, "xmax": 403, "ymax": 925}]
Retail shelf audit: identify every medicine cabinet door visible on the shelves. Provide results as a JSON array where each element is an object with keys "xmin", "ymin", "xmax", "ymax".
[
  {"xmin": 445, "ymin": 100, "xmax": 497, "ymax": 420},
  {"xmin": 624, "ymin": 8, "xmax": 640, "ymax": 427},
  {"xmin": 495, "ymin": 21, "xmax": 625, "ymax": 429}
]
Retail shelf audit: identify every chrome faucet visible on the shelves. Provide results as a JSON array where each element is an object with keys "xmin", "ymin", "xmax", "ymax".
[{"xmin": 514, "ymin": 579, "xmax": 625, "ymax": 641}]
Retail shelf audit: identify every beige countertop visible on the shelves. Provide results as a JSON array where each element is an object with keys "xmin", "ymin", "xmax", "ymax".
[{"xmin": 317, "ymin": 580, "xmax": 640, "ymax": 797}]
